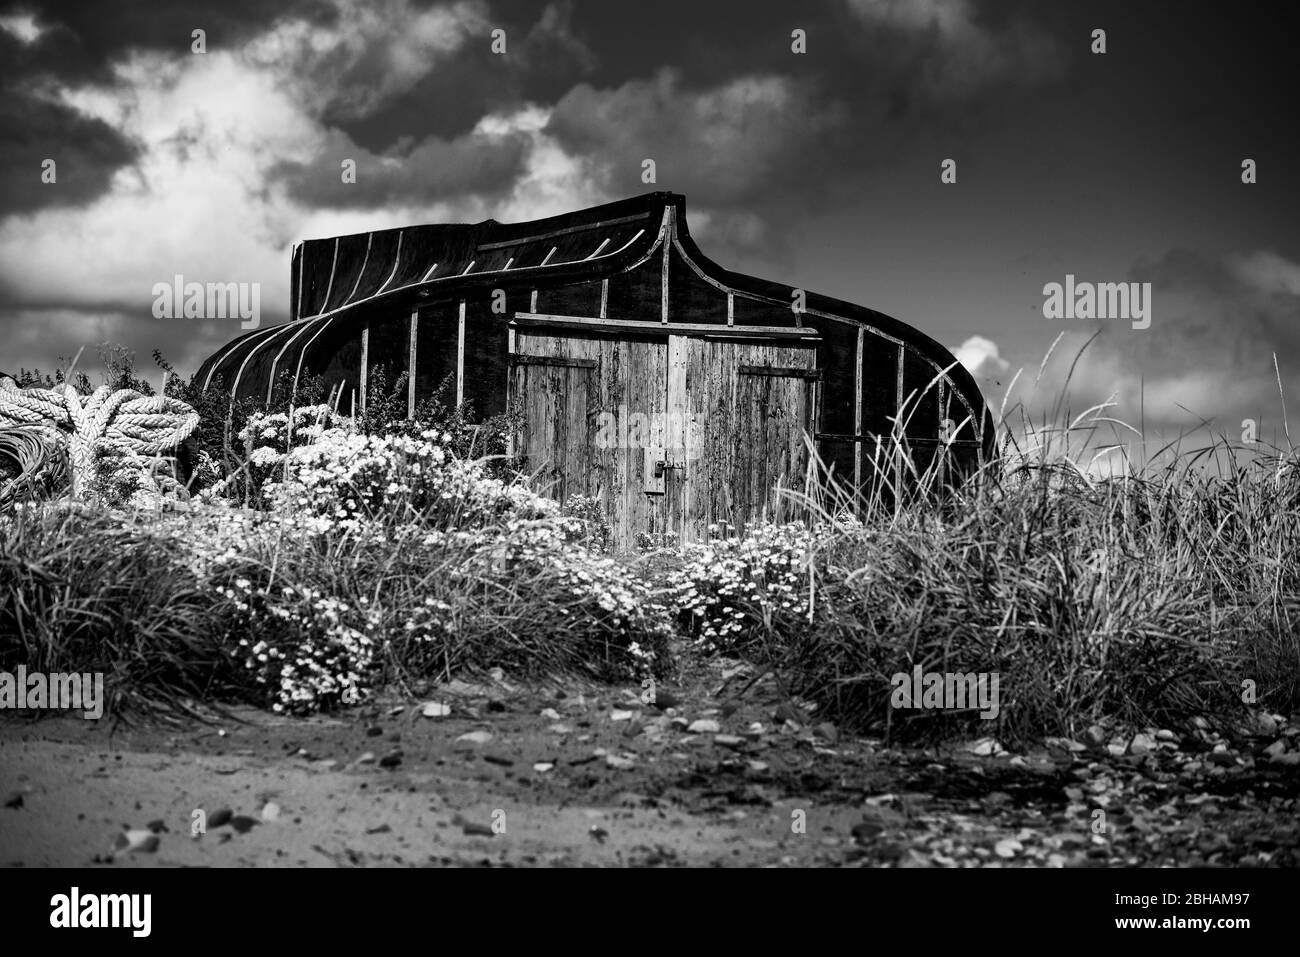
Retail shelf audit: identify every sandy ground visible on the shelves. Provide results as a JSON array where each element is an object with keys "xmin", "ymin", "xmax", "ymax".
[{"xmin": 3, "ymin": 659, "xmax": 1298, "ymax": 868}]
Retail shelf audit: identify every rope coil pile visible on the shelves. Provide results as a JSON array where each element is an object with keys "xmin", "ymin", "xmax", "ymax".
[{"xmin": 0, "ymin": 375, "xmax": 200, "ymax": 503}]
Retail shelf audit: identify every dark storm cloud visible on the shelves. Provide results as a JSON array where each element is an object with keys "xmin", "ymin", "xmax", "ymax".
[
  {"xmin": 273, "ymin": 126, "xmax": 531, "ymax": 209},
  {"xmin": 0, "ymin": 0, "xmax": 330, "ymax": 217},
  {"xmin": 2, "ymin": 0, "xmax": 332, "ymax": 84},
  {"xmin": 0, "ymin": 77, "xmax": 137, "ymax": 215},
  {"xmin": 330, "ymin": 0, "xmax": 597, "ymax": 151}
]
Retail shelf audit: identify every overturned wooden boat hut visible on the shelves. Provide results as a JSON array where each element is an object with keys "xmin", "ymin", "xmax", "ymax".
[{"xmin": 198, "ymin": 192, "xmax": 995, "ymax": 546}]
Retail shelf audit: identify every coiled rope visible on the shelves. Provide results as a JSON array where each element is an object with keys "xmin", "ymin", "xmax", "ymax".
[{"xmin": 0, "ymin": 375, "xmax": 199, "ymax": 500}]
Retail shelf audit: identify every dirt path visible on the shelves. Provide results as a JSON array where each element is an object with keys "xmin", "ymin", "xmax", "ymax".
[{"xmin": 3, "ymin": 659, "xmax": 1298, "ymax": 867}]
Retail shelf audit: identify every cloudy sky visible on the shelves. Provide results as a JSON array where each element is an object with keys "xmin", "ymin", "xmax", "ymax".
[{"xmin": 1, "ymin": 0, "xmax": 1297, "ymax": 454}]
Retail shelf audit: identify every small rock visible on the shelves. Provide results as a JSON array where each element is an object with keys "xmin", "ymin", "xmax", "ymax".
[
  {"xmin": 421, "ymin": 702, "xmax": 451, "ymax": 718},
  {"xmin": 387, "ymin": 706, "xmax": 405, "ymax": 717},
  {"xmin": 229, "ymin": 815, "xmax": 259, "ymax": 834},
  {"xmin": 994, "ymin": 838, "xmax": 1022, "ymax": 859},
  {"xmin": 1082, "ymin": 725, "xmax": 1108, "ymax": 750},
  {"xmin": 546, "ymin": 723, "xmax": 573, "ymax": 735},
  {"xmin": 610, "ymin": 709, "xmax": 635, "ymax": 722},
  {"xmin": 967, "ymin": 737, "xmax": 1005, "ymax": 757},
  {"xmin": 533, "ymin": 762, "xmax": 554, "ymax": 772},
  {"xmin": 456, "ymin": 730, "xmax": 493, "ymax": 746},
  {"xmin": 379, "ymin": 751, "xmax": 403, "ymax": 768},
  {"xmin": 208, "ymin": 807, "xmax": 233, "ymax": 828},
  {"xmin": 649, "ymin": 689, "xmax": 682, "ymax": 710},
  {"xmin": 851, "ymin": 821, "xmax": 883, "ymax": 842},
  {"xmin": 3, "ymin": 791, "xmax": 24, "ymax": 810},
  {"xmin": 1207, "ymin": 750, "xmax": 1237, "ymax": 767},
  {"xmin": 356, "ymin": 752, "xmax": 377, "ymax": 765},
  {"xmin": 1045, "ymin": 737, "xmax": 1086, "ymax": 753},
  {"xmin": 540, "ymin": 708, "xmax": 561, "ymax": 721},
  {"xmin": 261, "ymin": 801, "xmax": 281, "ymax": 822},
  {"xmin": 605, "ymin": 754, "xmax": 636, "ymax": 769},
  {"xmin": 747, "ymin": 760, "xmax": 769, "ymax": 773},
  {"xmin": 1155, "ymin": 729, "xmax": 1178, "ymax": 742},
  {"xmin": 1263, "ymin": 739, "xmax": 1288, "ymax": 759},
  {"xmin": 462, "ymin": 822, "xmax": 494, "ymax": 837},
  {"xmin": 365, "ymin": 725, "xmax": 383, "ymax": 737},
  {"xmin": 113, "ymin": 830, "xmax": 159, "ymax": 854},
  {"xmin": 1129, "ymin": 732, "xmax": 1157, "ymax": 755},
  {"xmin": 589, "ymin": 826, "xmax": 609, "ymax": 843},
  {"xmin": 814, "ymin": 722, "xmax": 838, "ymax": 744},
  {"xmin": 687, "ymin": 719, "xmax": 721, "ymax": 734},
  {"xmin": 1254, "ymin": 713, "xmax": 1279, "ymax": 736},
  {"xmin": 1269, "ymin": 751, "xmax": 1300, "ymax": 767},
  {"xmin": 773, "ymin": 702, "xmax": 807, "ymax": 726},
  {"xmin": 365, "ymin": 823, "xmax": 391, "ymax": 835},
  {"xmin": 713, "ymin": 734, "xmax": 746, "ymax": 749}
]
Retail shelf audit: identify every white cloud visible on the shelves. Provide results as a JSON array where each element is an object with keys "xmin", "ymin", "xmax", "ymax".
[
  {"xmin": 0, "ymin": 2, "xmax": 600, "ymax": 373},
  {"xmin": 244, "ymin": 0, "xmax": 489, "ymax": 119},
  {"xmin": 954, "ymin": 334, "xmax": 1009, "ymax": 379},
  {"xmin": 0, "ymin": 11, "xmax": 45, "ymax": 45},
  {"xmin": 1229, "ymin": 250, "xmax": 1300, "ymax": 297}
]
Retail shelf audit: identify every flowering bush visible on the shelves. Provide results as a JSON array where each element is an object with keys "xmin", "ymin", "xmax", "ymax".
[
  {"xmin": 213, "ymin": 573, "xmax": 378, "ymax": 714},
  {"xmin": 243, "ymin": 417, "xmax": 554, "ymax": 532},
  {"xmin": 667, "ymin": 522, "xmax": 817, "ymax": 653}
]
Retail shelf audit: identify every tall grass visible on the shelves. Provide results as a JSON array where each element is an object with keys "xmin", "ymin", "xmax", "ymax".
[{"xmin": 676, "ymin": 339, "xmax": 1300, "ymax": 744}]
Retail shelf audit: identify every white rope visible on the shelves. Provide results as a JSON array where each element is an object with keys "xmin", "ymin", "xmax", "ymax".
[{"xmin": 0, "ymin": 376, "xmax": 199, "ymax": 498}]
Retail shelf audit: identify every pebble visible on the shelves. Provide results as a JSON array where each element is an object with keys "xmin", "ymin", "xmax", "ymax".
[
  {"xmin": 421, "ymin": 702, "xmax": 451, "ymax": 718},
  {"xmin": 687, "ymin": 719, "xmax": 721, "ymax": 734},
  {"xmin": 650, "ymin": 689, "xmax": 682, "ymax": 710},
  {"xmin": 713, "ymin": 734, "xmax": 746, "ymax": 749},
  {"xmin": 456, "ymin": 730, "xmax": 493, "ymax": 746},
  {"xmin": 208, "ymin": 807, "xmax": 233, "ymax": 828},
  {"xmin": 379, "ymin": 751, "xmax": 403, "ymax": 768},
  {"xmin": 113, "ymin": 829, "xmax": 160, "ymax": 854},
  {"xmin": 1129, "ymin": 732, "xmax": 1157, "ymax": 755}
]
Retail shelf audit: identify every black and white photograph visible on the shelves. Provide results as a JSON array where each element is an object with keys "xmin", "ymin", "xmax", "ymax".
[{"xmin": 0, "ymin": 0, "xmax": 1295, "ymax": 935}]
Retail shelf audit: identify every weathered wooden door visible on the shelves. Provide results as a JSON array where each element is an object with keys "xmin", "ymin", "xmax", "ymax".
[
  {"xmin": 511, "ymin": 328, "xmax": 669, "ymax": 550},
  {"xmin": 511, "ymin": 322, "xmax": 818, "ymax": 548},
  {"xmin": 664, "ymin": 336, "xmax": 819, "ymax": 542}
]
